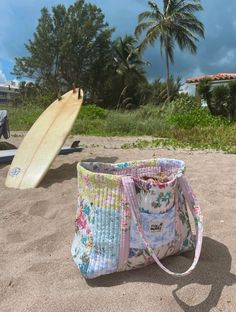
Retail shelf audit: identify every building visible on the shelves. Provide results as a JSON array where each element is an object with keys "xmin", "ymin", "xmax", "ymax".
[
  {"xmin": 186, "ymin": 73, "xmax": 236, "ymax": 106},
  {"xmin": 0, "ymin": 81, "xmax": 19, "ymax": 106},
  {"xmin": 186, "ymin": 72, "xmax": 236, "ymax": 90}
]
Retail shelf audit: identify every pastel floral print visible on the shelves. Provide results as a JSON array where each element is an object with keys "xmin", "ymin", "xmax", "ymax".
[
  {"xmin": 72, "ymin": 158, "xmax": 203, "ymax": 278},
  {"xmin": 120, "ymin": 203, "xmax": 131, "ymax": 232},
  {"xmin": 152, "ymin": 191, "xmax": 172, "ymax": 208}
]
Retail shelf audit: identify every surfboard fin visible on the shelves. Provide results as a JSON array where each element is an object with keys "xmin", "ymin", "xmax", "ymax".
[
  {"xmin": 72, "ymin": 84, "xmax": 82, "ymax": 99},
  {"xmin": 78, "ymin": 89, "xmax": 82, "ymax": 99}
]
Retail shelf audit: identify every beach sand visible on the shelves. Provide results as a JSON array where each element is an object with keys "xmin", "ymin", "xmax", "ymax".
[{"xmin": 0, "ymin": 134, "xmax": 236, "ymax": 312}]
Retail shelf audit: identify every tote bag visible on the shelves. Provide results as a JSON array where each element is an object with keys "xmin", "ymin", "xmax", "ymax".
[{"xmin": 71, "ymin": 158, "xmax": 203, "ymax": 279}]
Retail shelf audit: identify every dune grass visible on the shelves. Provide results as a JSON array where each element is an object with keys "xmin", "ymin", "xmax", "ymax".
[
  {"xmin": 3, "ymin": 103, "xmax": 236, "ymax": 153},
  {"xmin": 3, "ymin": 105, "xmax": 44, "ymax": 131}
]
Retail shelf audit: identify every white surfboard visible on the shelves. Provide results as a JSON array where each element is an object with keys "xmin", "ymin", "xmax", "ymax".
[{"xmin": 5, "ymin": 88, "xmax": 83, "ymax": 189}]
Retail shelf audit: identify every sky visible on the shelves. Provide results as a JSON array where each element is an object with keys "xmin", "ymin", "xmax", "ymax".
[{"xmin": 0, "ymin": 0, "xmax": 236, "ymax": 85}]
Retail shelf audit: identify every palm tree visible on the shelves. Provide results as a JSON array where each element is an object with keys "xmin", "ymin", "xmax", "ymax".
[
  {"xmin": 113, "ymin": 35, "xmax": 147, "ymax": 108},
  {"xmin": 113, "ymin": 36, "xmax": 146, "ymax": 83},
  {"xmin": 135, "ymin": 0, "xmax": 204, "ymax": 98}
]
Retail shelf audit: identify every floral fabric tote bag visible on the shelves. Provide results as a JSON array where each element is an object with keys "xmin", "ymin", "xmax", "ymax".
[{"xmin": 71, "ymin": 158, "xmax": 203, "ymax": 279}]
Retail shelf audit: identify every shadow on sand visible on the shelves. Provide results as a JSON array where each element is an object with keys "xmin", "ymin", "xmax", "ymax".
[
  {"xmin": 86, "ymin": 237, "xmax": 236, "ymax": 312},
  {"xmin": 40, "ymin": 162, "xmax": 78, "ymax": 187},
  {"xmin": 39, "ymin": 156, "xmax": 119, "ymax": 188},
  {"xmin": 81, "ymin": 156, "xmax": 119, "ymax": 163}
]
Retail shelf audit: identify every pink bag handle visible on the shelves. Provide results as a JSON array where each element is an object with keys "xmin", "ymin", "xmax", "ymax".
[{"xmin": 122, "ymin": 175, "xmax": 203, "ymax": 277}]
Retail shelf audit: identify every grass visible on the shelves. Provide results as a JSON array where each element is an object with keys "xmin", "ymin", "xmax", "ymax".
[
  {"xmin": 121, "ymin": 132, "xmax": 236, "ymax": 154},
  {"xmin": 3, "ymin": 103, "xmax": 236, "ymax": 154},
  {"xmin": 3, "ymin": 105, "xmax": 44, "ymax": 131}
]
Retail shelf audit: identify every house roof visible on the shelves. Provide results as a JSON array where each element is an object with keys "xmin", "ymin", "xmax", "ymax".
[{"xmin": 186, "ymin": 73, "xmax": 236, "ymax": 84}]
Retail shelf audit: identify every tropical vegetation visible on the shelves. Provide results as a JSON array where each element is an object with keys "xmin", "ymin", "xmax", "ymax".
[
  {"xmin": 5, "ymin": 97, "xmax": 236, "ymax": 153},
  {"xmin": 4, "ymin": 0, "xmax": 236, "ymax": 153},
  {"xmin": 135, "ymin": 0, "xmax": 204, "ymax": 97},
  {"xmin": 197, "ymin": 78, "xmax": 236, "ymax": 120},
  {"xmin": 14, "ymin": 0, "xmax": 196, "ymax": 109}
]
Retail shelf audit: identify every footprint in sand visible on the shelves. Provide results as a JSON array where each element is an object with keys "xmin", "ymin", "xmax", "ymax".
[
  {"xmin": 28, "ymin": 261, "xmax": 60, "ymax": 273},
  {"xmin": 24, "ymin": 232, "xmax": 60, "ymax": 254},
  {"xmin": 28, "ymin": 200, "xmax": 58, "ymax": 219},
  {"xmin": 6, "ymin": 231, "xmax": 25, "ymax": 243}
]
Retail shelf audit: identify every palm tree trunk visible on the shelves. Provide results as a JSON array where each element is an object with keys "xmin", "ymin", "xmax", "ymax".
[{"xmin": 165, "ymin": 46, "xmax": 170, "ymax": 100}]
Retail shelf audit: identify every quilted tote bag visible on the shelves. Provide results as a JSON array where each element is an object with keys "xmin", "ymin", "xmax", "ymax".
[{"xmin": 71, "ymin": 158, "xmax": 203, "ymax": 279}]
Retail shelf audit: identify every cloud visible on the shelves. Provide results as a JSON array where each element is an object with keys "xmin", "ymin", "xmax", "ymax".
[
  {"xmin": 0, "ymin": 69, "xmax": 7, "ymax": 84},
  {"xmin": 173, "ymin": 0, "xmax": 236, "ymax": 79},
  {"xmin": 138, "ymin": 0, "xmax": 236, "ymax": 80},
  {"xmin": 1, "ymin": 0, "xmax": 236, "ymax": 81},
  {"xmin": 213, "ymin": 49, "xmax": 236, "ymax": 66}
]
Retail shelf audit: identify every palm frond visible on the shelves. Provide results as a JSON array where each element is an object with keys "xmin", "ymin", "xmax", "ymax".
[
  {"xmin": 176, "ymin": 1, "xmax": 203, "ymax": 14},
  {"xmin": 138, "ymin": 24, "xmax": 161, "ymax": 52},
  {"xmin": 174, "ymin": 26, "xmax": 198, "ymax": 53},
  {"xmin": 134, "ymin": 0, "xmax": 204, "ymax": 84},
  {"xmin": 135, "ymin": 21, "xmax": 156, "ymax": 37},
  {"xmin": 138, "ymin": 11, "xmax": 160, "ymax": 23}
]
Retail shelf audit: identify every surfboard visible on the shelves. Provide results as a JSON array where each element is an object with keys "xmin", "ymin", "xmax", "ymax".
[
  {"xmin": 0, "ymin": 146, "xmax": 82, "ymax": 164},
  {"xmin": 5, "ymin": 88, "xmax": 83, "ymax": 189}
]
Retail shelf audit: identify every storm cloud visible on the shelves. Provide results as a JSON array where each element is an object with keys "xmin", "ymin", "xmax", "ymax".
[{"xmin": 0, "ymin": 0, "xmax": 235, "ymax": 82}]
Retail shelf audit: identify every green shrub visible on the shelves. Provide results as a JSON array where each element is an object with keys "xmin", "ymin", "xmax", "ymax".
[
  {"xmin": 136, "ymin": 95, "xmax": 197, "ymax": 122},
  {"xmin": 167, "ymin": 107, "xmax": 229, "ymax": 129},
  {"xmin": 79, "ymin": 104, "xmax": 109, "ymax": 120},
  {"xmin": 197, "ymin": 78, "xmax": 212, "ymax": 103},
  {"xmin": 212, "ymin": 85, "xmax": 228, "ymax": 105},
  {"xmin": 167, "ymin": 95, "xmax": 197, "ymax": 114},
  {"xmin": 72, "ymin": 118, "xmax": 106, "ymax": 135}
]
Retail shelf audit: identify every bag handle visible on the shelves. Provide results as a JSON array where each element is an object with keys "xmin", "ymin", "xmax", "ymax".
[{"xmin": 122, "ymin": 175, "xmax": 203, "ymax": 277}]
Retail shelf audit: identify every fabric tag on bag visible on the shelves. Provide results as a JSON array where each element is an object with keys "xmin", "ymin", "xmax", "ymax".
[{"xmin": 149, "ymin": 220, "xmax": 164, "ymax": 233}]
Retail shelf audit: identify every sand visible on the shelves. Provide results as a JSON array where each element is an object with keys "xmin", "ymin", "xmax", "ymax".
[{"xmin": 0, "ymin": 134, "xmax": 236, "ymax": 312}]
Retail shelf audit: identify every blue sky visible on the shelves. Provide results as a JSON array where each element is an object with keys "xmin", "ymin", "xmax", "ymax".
[{"xmin": 0, "ymin": 0, "xmax": 236, "ymax": 84}]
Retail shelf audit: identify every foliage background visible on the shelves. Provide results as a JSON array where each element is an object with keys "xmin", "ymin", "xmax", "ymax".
[{"xmin": 2, "ymin": 0, "xmax": 236, "ymax": 154}]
